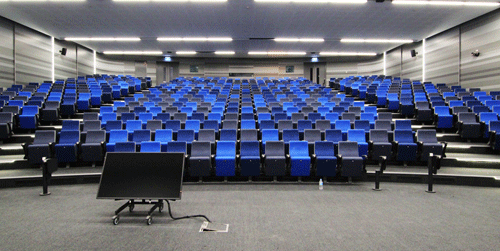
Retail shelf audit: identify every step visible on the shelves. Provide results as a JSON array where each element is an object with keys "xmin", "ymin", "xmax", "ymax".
[
  {"xmin": 445, "ymin": 141, "xmax": 496, "ymax": 154},
  {"xmin": 0, "ymin": 143, "xmax": 25, "ymax": 156},
  {"xmin": 0, "ymin": 155, "xmax": 32, "ymax": 169},
  {"xmin": 441, "ymin": 153, "xmax": 500, "ymax": 168}
]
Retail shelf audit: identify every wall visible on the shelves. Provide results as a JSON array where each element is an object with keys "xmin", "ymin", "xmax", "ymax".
[
  {"xmin": 460, "ymin": 11, "xmax": 500, "ymax": 91},
  {"xmin": 425, "ymin": 28, "xmax": 459, "ymax": 85},
  {"xmin": 14, "ymin": 25, "xmax": 52, "ymax": 85},
  {"xmin": 401, "ymin": 42, "xmax": 423, "ymax": 82},
  {"xmin": 385, "ymin": 48, "xmax": 401, "ymax": 78},
  {"xmin": 0, "ymin": 18, "xmax": 14, "ymax": 87},
  {"xmin": 54, "ymin": 39, "xmax": 77, "ymax": 80},
  {"xmin": 77, "ymin": 46, "xmax": 94, "ymax": 77}
]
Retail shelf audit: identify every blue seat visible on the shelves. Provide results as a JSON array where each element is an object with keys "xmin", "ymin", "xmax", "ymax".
[
  {"xmin": 133, "ymin": 129, "xmax": 151, "ymax": 148},
  {"xmin": 282, "ymin": 129, "xmax": 299, "ymax": 151},
  {"xmin": 138, "ymin": 112, "xmax": 153, "ymax": 126},
  {"xmin": 19, "ymin": 105, "xmax": 39, "ymax": 129},
  {"xmin": 314, "ymin": 141, "xmax": 337, "ymax": 177},
  {"xmin": 260, "ymin": 120, "xmax": 275, "ymax": 131},
  {"xmin": 325, "ymin": 129, "xmax": 342, "ymax": 154},
  {"xmin": 62, "ymin": 120, "xmax": 80, "ymax": 132},
  {"xmin": 289, "ymin": 141, "xmax": 311, "ymax": 177},
  {"xmin": 347, "ymin": 129, "xmax": 368, "ymax": 157},
  {"xmin": 416, "ymin": 129, "xmax": 444, "ymax": 161},
  {"xmin": 154, "ymin": 129, "xmax": 173, "ymax": 152},
  {"xmin": 101, "ymin": 112, "xmax": 117, "ymax": 126},
  {"xmin": 369, "ymin": 129, "xmax": 392, "ymax": 161},
  {"xmin": 457, "ymin": 113, "xmax": 481, "ymax": 139},
  {"xmin": 241, "ymin": 120, "xmax": 256, "ymax": 130},
  {"xmin": 393, "ymin": 129, "xmax": 417, "ymax": 162},
  {"xmin": 167, "ymin": 141, "xmax": 187, "ymax": 157},
  {"xmin": 106, "ymin": 130, "xmax": 128, "ymax": 152},
  {"xmin": 479, "ymin": 112, "xmax": 499, "ymax": 138},
  {"xmin": 434, "ymin": 106, "xmax": 453, "ymax": 129},
  {"xmin": 77, "ymin": 93, "xmax": 91, "ymax": 111},
  {"xmin": 54, "ymin": 130, "xmax": 80, "ymax": 163},
  {"xmin": 239, "ymin": 141, "xmax": 261, "ymax": 177},
  {"xmin": 354, "ymin": 120, "xmax": 370, "ymax": 134},
  {"xmin": 185, "ymin": 120, "xmax": 201, "ymax": 138},
  {"xmin": 215, "ymin": 141, "xmax": 236, "ymax": 176},
  {"xmin": 165, "ymin": 120, "xmax": 181, "ymax": 139},
  {"xmin": 334, "ymin": 120, "xmax": 351, "ymax": 141},
  {"xmin": 177, "ymin": 129, "xmax": 195, "ymax": 154},
  {"xmin": 60, "ymin": 97, "xmax": 77, "ymax": 116},
  {"xmin": 488, "ymin": 121, "xmax": 500, "ymax": 150},
  {"xmin": 297, "ymin": 120, "xmax": 312, "ymax": 139},
  {"xmin": 219, "ymin": 129, "xmax": 237, "ymax": 141},
  {"xmin": 115, "ymin": 142, "xmax": 136, "ymax": 152}
]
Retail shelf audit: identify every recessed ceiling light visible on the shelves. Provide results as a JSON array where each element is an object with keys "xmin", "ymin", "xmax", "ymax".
[
  {"xmin": 274, "ymin": 38, "xmax": 325, "ymax": 42},
  {"xmin": 214, "ymin": 51, "xmax": 235, "ymax": 55},
  {"xmin": 0, "ymin": 0, "xmax": 86, "ymax": 2},
  {"xmin": 254, "ymin": 0, "xmax": 366, "ymax": 3},
  {"xmin": 65, "ymin": 37, "xmax": 141, "ymax": 41},
  {"xmin": 248, "ymin": 51, "xmax": 307, "ymax": 55},
  {"xmin": 103, "ymin": 51, "xmax": 163, "ymax": 55},
  {"xmin": 319, "ymin": 52, "xmax": 377, "ymax": 56},
  {"xmin": 157, "ymin": 37, "xmax": 232, "ymax": 42},
  {"xmin": 341, "ymin": 39, "xmax": 414, "ymax": 43},
  {"xmin": 392, "ymin": 1, "xmax": 500, "ymax": 6},
  {"xmin": 176, "ymin": 51, "xmax": 197, "ymax": 55},
  {"xmin": 113, "ymin": 0, "xmax": 227, "ymax": 2}
]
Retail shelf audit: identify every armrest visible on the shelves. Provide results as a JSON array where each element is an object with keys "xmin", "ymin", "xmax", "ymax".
[{"xmin": 22, "ymin": 142, "xmax": 30, "ymax": 157}]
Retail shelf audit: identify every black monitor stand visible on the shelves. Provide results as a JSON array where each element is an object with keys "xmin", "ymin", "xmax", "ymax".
[{"xmin": 112, "ymin": 199, "xmax": 166, "ymax": 225}]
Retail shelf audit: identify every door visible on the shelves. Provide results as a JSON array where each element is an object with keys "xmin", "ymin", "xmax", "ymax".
[{"xmin": 304, "ymin": 62, "xmax": 327, "ymax": 86}]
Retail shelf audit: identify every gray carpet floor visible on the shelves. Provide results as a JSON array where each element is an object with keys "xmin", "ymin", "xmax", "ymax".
[{"xmin": 1, "ymin": 183, "xmax": 500, "ymax": 251}]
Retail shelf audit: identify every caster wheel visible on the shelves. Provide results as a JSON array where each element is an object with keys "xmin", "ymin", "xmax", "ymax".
[
  {"xmin": 159, "ymin": 204, "xmax": 163, "ymax": 213},
  {"xmin": 146, "ymin": 216, "xmax": 152, "ymax": 225},
  {"xmin": 129, "ymin": 204, "xmax": 134, "ymax": 212},
  {"xmin": 112, "ymin": 216, "xmax": 119, "ymax": 225}
]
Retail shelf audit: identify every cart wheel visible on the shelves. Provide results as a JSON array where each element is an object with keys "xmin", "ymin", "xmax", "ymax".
[
  {"xmin": 129, "ymin": 204, "xmax": 134, "ymax": 212},
  {"xmin": 112, "ymin": 216, "xmax": 119, "ymax": 225},
  {"xmin": 146, "ymin": 216, "xmax": 152, "ymax": 225}
]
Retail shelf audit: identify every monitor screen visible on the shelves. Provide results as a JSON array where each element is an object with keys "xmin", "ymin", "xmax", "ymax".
[{"xmin": 97, "ymin": 152, "xmax": 185, "ymax": 200}]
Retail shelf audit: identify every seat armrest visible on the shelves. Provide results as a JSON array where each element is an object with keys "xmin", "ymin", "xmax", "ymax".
[{"xmin": 440, "ymin": 141, "xmax": 448, "ymax": 157}]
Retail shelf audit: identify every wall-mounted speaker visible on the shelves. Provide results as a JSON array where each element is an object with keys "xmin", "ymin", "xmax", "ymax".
[
  {"xmin": 410, "ymin": 49, "xmax": 417, "ymax": 57},
  {"xmin": 60, "ymin": 48, "xmax": 67, "ymax": 56}
]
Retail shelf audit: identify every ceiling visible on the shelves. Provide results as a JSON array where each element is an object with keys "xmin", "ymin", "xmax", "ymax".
[{"xmin": 0, "ymin": 0, "xmax": 498, "ymax": 58}]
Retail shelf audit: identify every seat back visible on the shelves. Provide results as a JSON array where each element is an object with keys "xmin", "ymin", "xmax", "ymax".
[
  {"xmin": 458, "ymin": 112, "xmax": 477, "ymax": 123},
  {"xmin": 395, "ymin": 120, "xmax": 412, "ymax": 130},
  {"xmin": 479, "ymin": 112, "xmax": 498, "ymax": 123},
  {"xmin": 83, "ymin": 120, "xmax": 101, "ymax": 132},
  {"xmin": 58, "ymin": 130, "xmax": 80, "ymax": 144},
  {"xmin": 338, "ymin": 141, "xmax": 360, "ymax": 157},
  {"xmin": 289, "ymin": 141, "xmax": 309, "ymax": 157},
  {"xmin": 416, "ymin": 129, "xmax": 438, "ymax": 143},
  {"xmin": 125, "ymin": 120, "xmax": 142, "ymax": 132},
  {"xmin": 315, "ymin": 120, "xmax": 331, "ymax": 132},
  {"xmin": 261, "ymin": 129, "xmax": 279, "ymax": 143},
  {"xmin": 296, "ymin": 120, "xmax": 312, "ymax": 132},
  {"xmin": 394, "ymin": 129, "xmax": 415, "ymax": 143},
  {"xmin": 115, "ymin": 142, "xmax": 136, "ymax": 152},
  {"xmin": 133, "ymin": 129, "xmax": 151, "ymax": 143},
  {"xmin": 216, "ymin": 141, "xmax": 236, "ymax": 157},
  {"xmin": 223, "ymin": 120, "xmax": 238, "ymax": 130},
  {"xmin": 240, "ymin": 129, "xmax": 258, "ymax": 141},
  {"xmin": 314, "ymin": 141, "xmax": 335, "ymax": 157},
  {"xmin": 62, "ymin": 120, "xmax": 80, "ymax": 131},
  {"xmin": 335, "ymin": 120, "xmax": 351, "ymax": 132},
  {"xmin": 33, "ymin": 130, "xmax": 56, "ymax": 145},
  {"xmin": 304, "ymin": 129, "xmax": 321, "ymax": 143},
  {"xmin": 240, "ymin": 141, "xmax": 260, "ymax": 157},
  {"xmin": 177, "ymin": 129, "xmax": 195, "ymax": 142},
  {"xmin": 282, "ymin": 129, "xmax": 299, "ymax": 143},
  {"xmin": 434, "ymin": 106, "xmax": 451, "ymax": 115},
  {"xmin": 354, "ymin": 120, "xmax": 370, "ymax": 132},
  {"xmin": 241, "ymin": 120, "xmax": 256, "ymax": 129},
  {"xmin": 377, "ymin": 112, "xmax": 392, "ymax": 120},
  {"xmin": 167, "ymin": 141, "xmax": 187, "ymax": 153},
  {"xmin": 369, "ymin": 129, "xmax": 389, "ymax": 143},
  {"xmin": 325, "ymin": 129, "xmax": 343, "ymax": 142},
  {"xmin": 191, "ymin": 141, "xmax": 212, "ymax": 157},
  {"xmin": 164, "ymin": 120, "xmax": 181, "ymax": 132},
  {"xmin": 198, "ymin": 129, "xmax": 216, "ymax": 143},
  {"xmin": 347, "ymin": 129, "xmax": 366, "ymax": 143},
  {"xmin": 154, "ymin": 129, "xmax": 173, "ymax": 142},
  {"xmin": 108, "ymin": 130, "xmax": 128, "ymax": 143},
  {"xmin": 265, "ymin": 141, "xmax": 284, "ymax": 157},
  {"xmin": 220, "ymin": 129, "xmax": 237, "ymax": 141},
  {"xmin": 85, "ymin": 130, "xmax": 105, "ymax": 143},
  {"xmin": 0, "ymin": 112, "xmax": 13, "ymax": 123}
]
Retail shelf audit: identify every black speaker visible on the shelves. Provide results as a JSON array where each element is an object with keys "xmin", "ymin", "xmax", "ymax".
[
  {"xmin": 60, "ymin": 48, "xmax": 67, "ymax": 56},
  {"xmin": 410, "ymin": 49, "xmax": 417, "ymax": 57}
]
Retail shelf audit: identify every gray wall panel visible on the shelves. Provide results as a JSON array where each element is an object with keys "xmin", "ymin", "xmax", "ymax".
[
  {"xmin": 77, "ymin": 46, "xmax": 94, "ymax": 76},
  {"xmin": 357, "ymin": 56, "xmax": 383, "ymax": 76},
  {"xmin": 385, "ymin": 48, "xmax": 401, "ymax": 78},
  {"xmin": 14, "ymin": 24, "xmax": 52, "ymax": 85},
  {"xmin": 460, "ymin": 11, "xmax": 500, "ymax": 91},
  {"xmin": 54, "ymin": 39, "xmax": 76, "ymax": 80},
  {"xmin": 402, "ymin": 42, "xmax": 423, "ymax": 81},
  {"xmin": 0, "ymin": 18, "xmax": 14, "ymax": 88},
  {"xmin": 96, "ymin": 54, "xmax": 124, "ymax": 76},
  {"xmin": 425, "ymin": 28, "xmax": 459, "ymax": 85}
]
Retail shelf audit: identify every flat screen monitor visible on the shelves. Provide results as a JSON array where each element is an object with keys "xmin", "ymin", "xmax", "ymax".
[{"xmin": 97, "ymin": 152, "xmax": 184, "ymax": 200}]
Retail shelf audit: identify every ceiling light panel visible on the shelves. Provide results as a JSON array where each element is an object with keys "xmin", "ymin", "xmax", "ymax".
[
  {"xmin": 176, "ymin": 51, "xmax": 197, "ymax": 54},
  {"xmin": 248, "ymin": 51, "xmax": 307, "ymax": 55},
  {"xmin": 157, "ymin": 37, "xmax": 232, "ymax": 42},
  {"xmin": 65, "ymin": 37, "xmax": 141, "ymax": 41},
  {"xmin": 392, "ymin": 1, "xmax": 500, "ymax": 7},
  {"xmin": 103, "ymin": 51, "xmax": 163, "ymax": 55},
  {"xmin": 341, "ymin": 39, "xmax": 414, "ymax": 43},
  {"xmin": 113, "ymin": 0, "xmax": 227, "ymax": 2},
  {"xmin": 214, "ymin": 51, "xmax": 235, "ymax": 55},
  {"xmin": 254, "ymin": 0, "xmax": 366, "ymax": 3},
  {"xmin": 274, "ymin": 38, "xmax": 325, "ymax": 42},
  {"xmin": 319, "ymin": 52, "xmax": 377, "ymax": 56}
]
